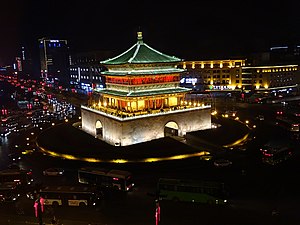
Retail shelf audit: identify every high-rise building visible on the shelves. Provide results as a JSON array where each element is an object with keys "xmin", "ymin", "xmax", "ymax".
[{"xmin": 38, "ymin": 37, "xmax": 70, "ymax": 87}]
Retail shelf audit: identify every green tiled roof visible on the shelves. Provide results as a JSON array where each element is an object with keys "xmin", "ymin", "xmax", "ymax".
[
  {"xmin": 101, "ymin": 68, "xmax": 185, "ymax": 76},
  {"xmin": 94, "ymin": 87, "xmax": 191, "ymax": 97},
  {"xmin": 101, "ymin": 32, "xmax": 183, "ymax": 65}
]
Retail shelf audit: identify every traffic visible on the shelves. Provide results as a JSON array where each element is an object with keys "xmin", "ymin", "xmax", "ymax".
[{"xmin": 1, "ymin": 75, "xmax": 300, "ymax": 224}]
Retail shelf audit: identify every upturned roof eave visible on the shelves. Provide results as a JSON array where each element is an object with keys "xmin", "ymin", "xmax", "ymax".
[{"xmin": 100, "ymin": 33, "xmax": 183, "ymax": 65}]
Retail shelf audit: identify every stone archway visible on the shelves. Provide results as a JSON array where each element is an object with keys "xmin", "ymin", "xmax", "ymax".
[
  {"xmin": 164, "ymin": 121, "xmax": 179, "ymax": 137},
  {"xmin": 95, "ymin": 120, "xmax": 103, "ymax": 137}
]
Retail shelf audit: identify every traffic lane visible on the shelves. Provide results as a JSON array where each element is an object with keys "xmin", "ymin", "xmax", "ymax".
[{"xmin": 2, "ymin": 156, "xmax": 300, "ymax": 225}]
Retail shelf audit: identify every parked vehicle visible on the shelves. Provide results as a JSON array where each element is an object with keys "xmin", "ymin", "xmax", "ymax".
[{"xmin": 43, "ymin": 168, "xmax": 64, "ymax": 176}]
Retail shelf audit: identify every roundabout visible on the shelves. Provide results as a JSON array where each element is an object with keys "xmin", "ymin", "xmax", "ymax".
[{"xmin": 35, "ymin": 117, "xmax": 251, "ymax": 164}]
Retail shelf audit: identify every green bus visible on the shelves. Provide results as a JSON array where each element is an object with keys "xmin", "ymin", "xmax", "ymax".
[{"xmin": 157, "ymin": 178, "xmax": 228, "ymax": 205}]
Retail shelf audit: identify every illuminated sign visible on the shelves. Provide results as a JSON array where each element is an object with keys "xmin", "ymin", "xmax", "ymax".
[{"xmin": 180, "ymin": 78, "xmax": 197, "ymax": 84}]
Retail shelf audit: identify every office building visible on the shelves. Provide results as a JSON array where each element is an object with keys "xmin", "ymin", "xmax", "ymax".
[{"xmin": 39, "ymin": 37, "xmax": 70, "ymax": 87}]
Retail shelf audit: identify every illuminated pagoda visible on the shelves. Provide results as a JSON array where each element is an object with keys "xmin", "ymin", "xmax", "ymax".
[{"xmin": 81, "ymin": 32, "xmax": 211, "ymax": 146}]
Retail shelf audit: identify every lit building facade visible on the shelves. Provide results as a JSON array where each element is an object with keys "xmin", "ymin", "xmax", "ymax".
[
  {"xmin": 181, "ymin": 60, "xmax": 300, "ymax": 93},
  {"xmin": 39, "ymin": 37, "xmax": 70, "ymax": 87},
  {"xmin": 180, "ymin": 59, "xmax": 246, "ymax": 91},
  {"xmin": 81, "ymin": 32, "xmax": 211, "ymax": 146},
  {"xmin": 242, "ymin": 65, "xmax": 300, "ymax": 93},
  {"xmin": 69, "ymin": 51, "xmax": 116, "ymax": 93}
]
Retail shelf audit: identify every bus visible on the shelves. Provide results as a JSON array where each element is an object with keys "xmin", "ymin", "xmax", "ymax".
[
  {"xmin": 260, "ymin": 140, "xmax": 293, "ymax": 165},
  {"xmin": 157, "ymin": 178, "xmax": 228, "ymax": 205},
  {"xmin": 0, "ymin": 169, "xmax": 33, "ymax": 186},
  {"xmin": 39, "ymin": 185, "xmax": 102, "ymax": 207},
  {"xmin": 78, "ymin": 167, "xmax": 134, "ymax": 191},
  {"xmin": 275, "ymin": 116, "xmax": 299, "ymax": 132}
]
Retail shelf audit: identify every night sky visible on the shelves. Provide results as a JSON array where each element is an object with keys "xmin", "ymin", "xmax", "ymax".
[{"xmin": 1, "ymin": 0, "xmax": 300, "ymax": 65}]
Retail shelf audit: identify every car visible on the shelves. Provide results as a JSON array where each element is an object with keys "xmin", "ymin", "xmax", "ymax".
[
  {"xmin": 213, "ymin": 159, "xmax": 232, "ymax": 167},
  {"xmin": 8, "ymin": 152, "xmax": 22, "ymax": 162},
  {"xmin": 43, "ymin": 167, "xmax": 64, "ymax": 176}
]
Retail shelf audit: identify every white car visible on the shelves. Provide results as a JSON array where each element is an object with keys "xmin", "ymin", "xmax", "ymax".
[
  {"xmin": 43, "ymin": 167, "xmax": 64, "ymax": 176},
  {"xmin": 213, "ymin": 159, "xmax": 232, "ymax": 167}
]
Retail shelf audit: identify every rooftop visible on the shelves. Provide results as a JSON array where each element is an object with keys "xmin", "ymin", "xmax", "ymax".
[{"xmin": 101, "ymin": 32, "xmax": 183, "ymax": 65}]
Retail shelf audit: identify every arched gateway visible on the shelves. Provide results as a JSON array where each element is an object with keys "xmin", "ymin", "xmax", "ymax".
[
  {"xmin": 95, "ymin": 120, "xmax": 103, "ymax": 137},
  {"xmin": 164, "ymin": 121, "xmax": 179, "ymax": 137}
]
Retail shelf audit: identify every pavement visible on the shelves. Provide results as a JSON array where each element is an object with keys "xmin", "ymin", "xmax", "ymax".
[{"xmin": 35, "ymin": 117, "xmax": 251, "ymax": 163}]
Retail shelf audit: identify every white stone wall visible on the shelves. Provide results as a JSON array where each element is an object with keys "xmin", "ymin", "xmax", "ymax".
[{"xmin": 81, "ymin": 107, "xmax": 211, "ymax": 146}]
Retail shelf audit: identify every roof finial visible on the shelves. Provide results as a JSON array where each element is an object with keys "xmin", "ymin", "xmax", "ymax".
[{"xmin": 137, "ymin": 31, "xmax": 143, "ymax": 43}]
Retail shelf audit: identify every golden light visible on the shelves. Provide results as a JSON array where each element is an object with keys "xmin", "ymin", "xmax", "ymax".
[
  {"xmin": 26, "ymin": 137, "xmax": 29, "ymax": 140},
  {"xmin": 52, "ymin": 123, "xmax": 55, "ymax": 126},
  {"xmin": 110, "ymin": 159, "xmax": 129, "ymax": 163},
  {"xmin": 253, "ymin": 125, "xmax": 256, "ymax": 128},
  {"xmin": 264, "ymin": 84, "xmax": 269, "ymax": 89},
  {"xmin": 62, "ymin": 154, "xmax": 78, "ymax": 160},
  {"xmin": 84, "ymin": 158, "xmax": 102, "ymax": 163},
  {"xmin": 65, "ymin": 119, "xmax": 68, "ymax": 122},
  {"xmin": 235, "ymin": 117, "xmax": 239, "ymax": 120},
  {"xmin": 245, "ymin": 120, "xmax": 249, "ymax": 124},
  {"xmin": 78, "ymin": 116, "xmax": 81, "ymax": 120},
  {"xmin": 31, "ymin": 132, "xmax": 34, "ymax": 135},
  {"xmin": 223, "ymin": 133, "xmax": 250, "ymax": 148}
]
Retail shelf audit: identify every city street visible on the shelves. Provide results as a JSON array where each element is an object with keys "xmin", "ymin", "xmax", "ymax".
[{"xmin": 1, "ymin": 98, "xmax": 300, "ymax": 225}]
